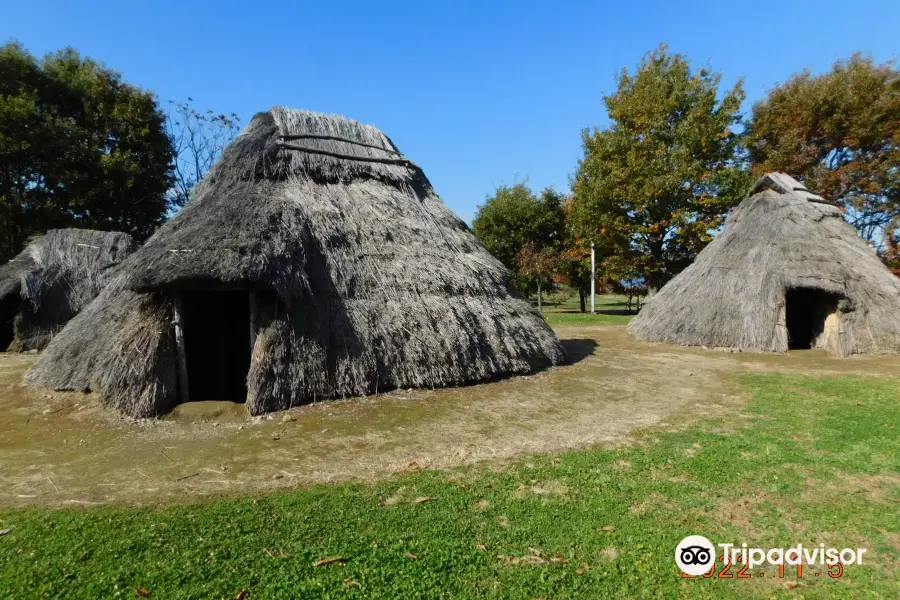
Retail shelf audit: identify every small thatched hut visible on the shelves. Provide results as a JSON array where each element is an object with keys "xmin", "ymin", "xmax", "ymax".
[
  {"xmin": 26, "ymin": 108, "xmax": 566, "ymax": 416},
  {"xmin": 629, "ymin": 173, "xmax": 900, "ymax": 355},
  {"xmin": 0, "ymin": 229, "xmax": 136, "ymax": 351}
]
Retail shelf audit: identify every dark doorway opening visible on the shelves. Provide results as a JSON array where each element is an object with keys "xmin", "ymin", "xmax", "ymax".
[
  {"xmin": 785, "ymin": 288, "xmax": 841, "ymax": 350},
  {"xmin": 182, "ymin": 290, "xmax": 250, "ymax": 401},
  {"xmin": 0, "ymin": 295, "xmax": 17, "ymax": 351}
]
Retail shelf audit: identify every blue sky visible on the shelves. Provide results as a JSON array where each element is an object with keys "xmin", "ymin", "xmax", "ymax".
[{"xmin": 2, "ymin": 0, "xmax": 897, "ymax": 223}]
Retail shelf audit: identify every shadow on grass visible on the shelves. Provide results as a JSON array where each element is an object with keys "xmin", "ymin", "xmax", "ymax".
[
  {"xmin": 596, "ymin": 308, "xmax": 639, "ymax": 316},
  {"xmin": 530, "ymin": 300, "xmax": 631, "ymax": 309},
  {"xmin": 544, "ymin": 308, "xmax": 639, "ymax": 316},
  {"xmin": 560, "ymin": 338, "xmax": 598, "ymax": 364}
]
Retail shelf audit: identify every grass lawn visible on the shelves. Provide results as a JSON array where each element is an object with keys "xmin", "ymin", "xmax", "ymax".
[
  {"xmin": 534, "ymin": 293, "xmax": 637, "ymax": 327},
  {"xmin": 543, "ymin": 311, "xmax": 633, "ymax": 327},
  {"xmin": 1, "ymin": 374, "xmax": 897, "ymax": 599}
]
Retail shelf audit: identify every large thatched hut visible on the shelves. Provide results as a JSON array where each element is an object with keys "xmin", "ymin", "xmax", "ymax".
[
  {"xmin": 0, "ymin": 229, "xmax": 136, "ymax": 351},
  {"xmin": 26, "ymin": 108, "xmax": 566, "ymax": 416},
  {"xmin": 629, "ymin": 173, "xmax": 900, "ymax": 355}
]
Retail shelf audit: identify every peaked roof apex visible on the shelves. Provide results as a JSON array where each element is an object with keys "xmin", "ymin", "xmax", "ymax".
[{"xmin": 750, "ymin": 172, "xmax": 834, "ymax": 205}]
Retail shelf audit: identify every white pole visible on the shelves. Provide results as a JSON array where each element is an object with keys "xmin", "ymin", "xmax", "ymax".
[
  {"xmin": 173, "ymin": 294, "xmax": 189, "ymax": 404},
  {"xmin": 590, "ymin": 242, "xmax": 596, "ymax": 314}
]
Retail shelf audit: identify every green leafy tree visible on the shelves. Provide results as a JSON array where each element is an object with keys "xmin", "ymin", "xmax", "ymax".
[
  {"xmin": 0, "ymin": 42, "xmax": 174, "ymax": 258},
  {"xmin": 552, "ymin": 196, "xmax": 595, "ymax": 313},
  {"xmin": 555, "ymin": 245, "xmax": 591, "ymax": 312},
  {"xmin": 571, "ymin": 45, "xmax": 748, "ymax": 293},
  {"xmin": 747, "ymin": 54, "xmax": 900, "ymax": 250},
  {"xmin": 472, "ymin": 183, "xmax": 565, "ymax": 270}
]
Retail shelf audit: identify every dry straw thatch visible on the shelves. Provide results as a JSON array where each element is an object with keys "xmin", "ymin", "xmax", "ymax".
[
  {"xmin": 0, "ymin": 229, "xmax": 136, "ymax": 351},
  {"xmin": 26, "ymin": 108, "xmax": 566, "ymax": 416},
  {"xmin": 629, "ymin": 173, "xmax": 900, "ymax": 355}
]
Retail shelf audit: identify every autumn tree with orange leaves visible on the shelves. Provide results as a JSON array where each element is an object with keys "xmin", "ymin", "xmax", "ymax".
[
  {"xmin": 748, "ymin": 54, "xmax": 900, "ymax": 253},
  {"xmin": 515, "ymin": 242, "xmax": 558, "ymax": 312},
  {"xmin": 885, "ymin": 233, "xmax": 900, "ymax": 277}
]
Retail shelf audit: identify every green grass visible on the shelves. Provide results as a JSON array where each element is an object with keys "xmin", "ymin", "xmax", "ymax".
[
  {"xmin": 542, "ymin": 311, "xmax": 633, "ymax": 326},
  {"xmin": 534, "ymin": 293, "xmax": 636, "ymax": 326},
  {"xmin": 2, "ymin": 374, "xmax": 898, "ymax": 599}
]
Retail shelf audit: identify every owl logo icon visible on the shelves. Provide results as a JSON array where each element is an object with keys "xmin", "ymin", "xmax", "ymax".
[{"xmin": 675, "ymin": 535, "xmax": 716, "ymax": 576}]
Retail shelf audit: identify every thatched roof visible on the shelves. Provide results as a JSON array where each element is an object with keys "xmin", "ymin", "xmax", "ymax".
[
  {"xmin": 629, "ymin": 173, "xmax": 900, "ymax": 355},
  {"xmin": 0, "ymin": 229, "xmax": 136, "ymax": 351},
  {"xmin": 26, "ymin": 108, "xmax": 567, "ymax": 416}
]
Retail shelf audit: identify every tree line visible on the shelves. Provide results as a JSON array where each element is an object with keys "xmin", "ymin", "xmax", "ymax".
[
  {"xmin": 473, "ymin": 45, "xmax": 900, "ymax": 310},
  {"xmin": 2, "ymin": 41, "xmax": 897, "ymax": 296},
  {"xmin": 0, "ymin": 42, "xmax": 238, "ymax": 260}
]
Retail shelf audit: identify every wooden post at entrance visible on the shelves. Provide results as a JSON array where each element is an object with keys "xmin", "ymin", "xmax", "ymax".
[
  {"xmin": 249, "ymin": 290, "xmax": 258, "ymax": 351},
  {"xmin": 172, "ymin": 293, "xmax": 189, "ymax": 404}
]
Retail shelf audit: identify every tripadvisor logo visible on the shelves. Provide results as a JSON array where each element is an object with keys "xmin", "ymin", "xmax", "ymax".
[
  {"xmin": 675, "ymin": 535, "xmax": 716, "ymax": 576},
  {"xmin": 675, "ymin": 534, "xmax": 867, "ymax": 577}
]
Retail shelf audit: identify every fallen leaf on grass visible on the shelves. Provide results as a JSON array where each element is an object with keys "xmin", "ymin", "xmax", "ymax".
[
  {"xmin": 313, "ymin": 556, "xmax": 347, "ymax": 567},
  {"xmin": 497, "ymin": 548, "xmax": 554, "ymax": 566},
  {"xmin": 576, "ymin": 561, "xmax": 591, "ymax": 575},
  {"xmin": 412, "ymin": 496, "xmax": 437, "ymax": 504},
  {"xmin": 783, "ymin": 581, "xmax": 801, "ymax": 590},
  {"xmin": 885, "ymin": 424, "xmax": 896, "ymax": 429},
  {"xmin": 233, "ymin": 591, "xmax": 248, "ymax": 600},
  {"xmin": 550, "ymin": 553, "xmax": 570, "ymax": 564},
  {"xmin": 134, "ymin": 588, "xmax": 150, "ymax": 597},
  {"xmin": 475, "ymin": 543, "xmax": 487, "ymax": 552},
  {"xmin": 599, "ymin": 525, "xmax": 616, "ymax": 532},
  {"xmin": 0, "ymin": 527, "xmax": 12, "ymax": 536},
  {"xmin": 405, "ymin": 552, "xmax": 419, "ymax": 560},
  {"xmin": 344, "ymin": 578, "xmax": 361, "ymax": 588},
  {"xmin": 497, "ymin": 554, "xmax": 547, "ymax": 565}
]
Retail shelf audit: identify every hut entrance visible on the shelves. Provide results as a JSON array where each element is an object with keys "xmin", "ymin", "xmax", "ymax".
[
  {"xmin": 0, "ymin": 296, "xmax": 17, "ymax": 351},
  {"xmin": 785, "ymin": 288, "xmax": 841, "ymax": 350},
  {"xmin": 180, "ymin": 290, "xmax": 251, "ymax": 402}
]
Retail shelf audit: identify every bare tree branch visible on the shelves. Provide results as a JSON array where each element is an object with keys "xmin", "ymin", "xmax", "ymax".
[{"xmin": 164, "ymin": 100, "xmax": 240, "ymax": 211}]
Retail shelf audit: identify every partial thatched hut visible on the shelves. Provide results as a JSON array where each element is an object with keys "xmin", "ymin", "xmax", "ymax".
[
  {"xmin": 26, "ymin": 108, "xmax": 566, "ymax": 416},
  {"xmin": 629, "ymin": 173, "xmax": 900, "ymax": 355},
  {"xmin": 0, "ymin": 229, "xmax": 136, "ymax": 351}
]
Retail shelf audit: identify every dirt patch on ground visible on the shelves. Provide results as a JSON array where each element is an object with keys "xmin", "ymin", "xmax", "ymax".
[
  {"xmin": 628, "ymin": 492, "xmax": 676, "ymax": 516},
  {"xmin": 514, "ymin": 480, "xmax": 568, "ymax": 499},
  {"xmin": 711, "ymin": 494, "xmax": 779, "ymax": 540},
  {"xmin": 2, "ymin": 325, "xmax": 899, "ymax": 508},
  {"xmin": 802, "ymin": 472, "xmax": 900, "ymax": 505}
]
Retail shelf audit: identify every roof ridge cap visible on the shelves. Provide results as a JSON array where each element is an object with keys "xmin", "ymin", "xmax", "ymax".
[{"xmin": 750, "ymin": 172, "xmax": 834, "ymax": 205}]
